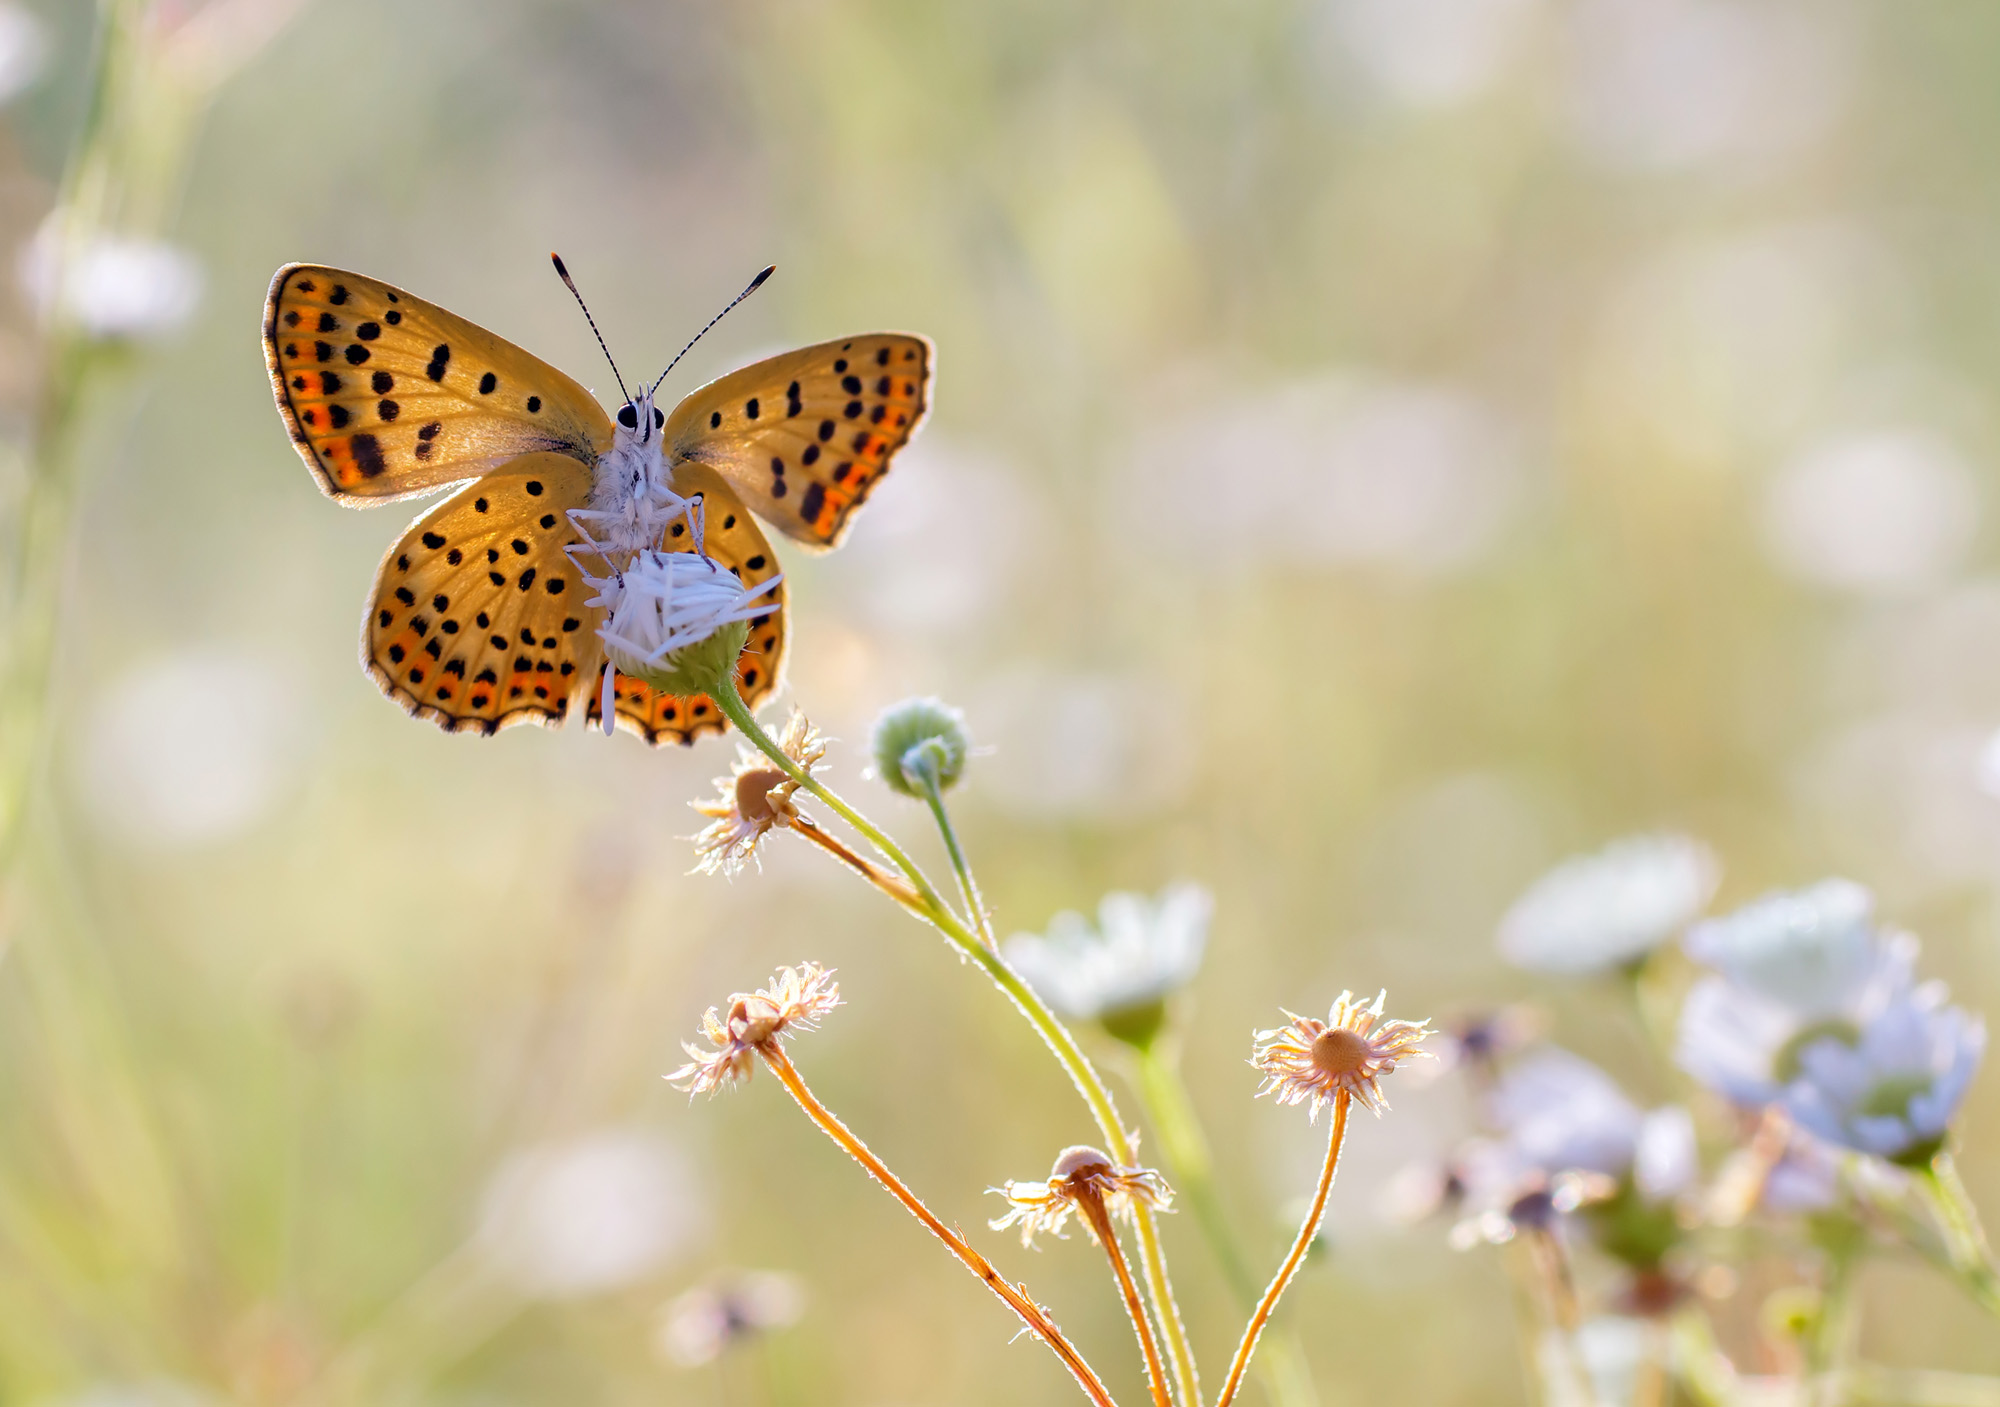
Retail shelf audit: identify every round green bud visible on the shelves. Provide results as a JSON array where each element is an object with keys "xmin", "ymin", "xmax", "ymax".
[
  {"xmin": 615, "ymin": 618, "xmax": 749, "ymax": 700},
  {"xmin": 871, "ymin": 696, "xmax": 970, "ymax": 798}
]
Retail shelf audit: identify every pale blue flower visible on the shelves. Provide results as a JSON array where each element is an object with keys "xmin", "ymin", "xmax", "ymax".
[
  {"xmin": 1005, "ymin": 883, "xmax": 1212, "ymax": 1026},
  {"xmin": 1676, "ymin": 881, "xmax": 1920, "ymax": 1109},
  {"xmin": 1784, "ymin": 982, "xmax": 1985, "ymax": 1163},
  {"xmin": 1487, "ymin": 1047, "xmax": 1643, "ymax": 1176},
  {"xmin": 1761, "ymin": 1134, "xmax": 1842, "ymax": 1214},
  {"xmin": 1498, "ymin": 833, "xmax": 1719, "ymax": 975}
]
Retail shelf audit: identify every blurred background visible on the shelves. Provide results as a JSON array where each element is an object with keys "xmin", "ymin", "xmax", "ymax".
[{"xmin": 4, "ymin": 0, "xmax": 2000, "ymax": 1402}]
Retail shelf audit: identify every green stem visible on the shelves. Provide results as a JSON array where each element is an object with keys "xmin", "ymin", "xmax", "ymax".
[
  {"xmin": 711, "ymin": 679, "xmax": 960, "ymax": 927},
  {"xmin": 1134, "ymin": 1045, "xmax": 1256, "ymax": 1301},
  {"xmin": 709, "ymin": 677, "xmax": 1202, "ymax": 1407},
  {"xmin": 1135, "ymin": 1046, "xmax": 1318, "ymax": 1407},
  {"xmin": 1921, "ymin": 1153, "xmax": 2000, "ymax": 1317},
  {"xmin": 1806, "ymin": 1237, "xmax": 1860, "ymax": 1405},
  {"xmin": 916, "ymin": 769, "xmax": 994, "ymax": 947}
]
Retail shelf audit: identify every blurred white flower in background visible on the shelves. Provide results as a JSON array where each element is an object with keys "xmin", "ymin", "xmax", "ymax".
[
  {"xmin": 1763, "ymin": 430, "xmax": 1980, "ymax": 597},
  {"xmin": 1801, "ymin": 716, "xmax": 2000, "ymax": 893},
  {"xmin": 1566, "ymin": 0, "xmax": 1854, "ymax": 173},
  {"xmin": 1682, "ymin": 879, "xmax": 1880, "ymax": 1015},
  {"xmin": 655, "ymin": 1271, "xmax": 806, "ymax": 1368},
  {"xmin": 20, "ymin": 221, "xmax": 204, "ymax": 341},
  {"xmin": 34, "ymin": 1386, "xmax": 214, "ymax": 1407},
  {"xmin": 1542, "ymin": 1317, "xmax": 1653, "ymax": 1407},
  {"xmin": 476, "ymin": 1128, "xmax": 700, "ymax": 1299},
  {"xmin": 1632, "ymin": 1104, "xmax": 1698, "ymax": 1201},
  {"xmin": 1005, "ymin": 882, "xmax": 1212, "ymax": 1024},
  {"xmin": 1121, "ymin": 374, "xmax": 1520, "ymax": 579},
  {"xmin": 1317, "ymin": 0, "xmax": 1539, "ymax": 111},
  {"xmin": 0, "ymin": 3, "xmax": 46, "ymax": 104},
  {"xmin": 1497, "ymin": 832, "xmax": 1719, "ymax": 975},
  {"xmin": 837, "ymin": 439, "xmax": 1039, "ymax": 636},
  {"xmin": 1590, "ymin": 225, "xmax": 1896, "ymax": 464},
  {"xmin": 80, "ymin": 646, "xmax": 302, "ymax": 848},
  {"xmin": 973, "ymin": 665, "xmax": 1192, "ymax": 819}
]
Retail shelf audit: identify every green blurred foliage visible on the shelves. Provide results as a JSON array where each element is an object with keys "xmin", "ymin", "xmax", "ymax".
[{"xmin": 4, "ymin": 0, "xmax": 2000, "ymax": 1403}]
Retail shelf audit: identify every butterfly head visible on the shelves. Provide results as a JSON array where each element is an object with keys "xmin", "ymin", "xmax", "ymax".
[{"xmin": 614, "ymin": 389, "xmax": 667, "ymax": 447}]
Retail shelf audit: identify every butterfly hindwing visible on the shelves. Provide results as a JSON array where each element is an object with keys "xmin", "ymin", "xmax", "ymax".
[
  {"xmin": 585, "ymin": 463, "xmax": 789, "ymax": 746},
  {"xmin": 663, "ymin": 334, "xmax": 933, "ymax": 551},
  {"xmin": 267, "ymin": 265, "xmax": 614, "ymax": 503},
  {"xmin": 366, "ymin": 454, "xmax": 604, "ymax": 734}
]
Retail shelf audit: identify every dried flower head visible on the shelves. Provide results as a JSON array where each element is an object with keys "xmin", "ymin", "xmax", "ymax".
[
  {"xmin": 690, "ymin": 711, "xmax": 828, "ymax": 875},
  {"xmin": 1252, "ymin": 989, "xmax": 1431, "ymax": 1119},
  {"xmin": 988, "ymin": 1144, "xmax": 1173, "ymax": 1247},
  {"xmin": 668, "ymin": 963, "xmax": 840, "ymax": 1096}
]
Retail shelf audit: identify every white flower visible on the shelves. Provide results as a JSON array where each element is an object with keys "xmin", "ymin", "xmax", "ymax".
[
  {"xmin": 21, "ymin": 224, "xmax": 203, "ymax": 340},
  {"xmin": 1633, "ymin": 1105, "xmax": 1698, "ymax": 1201},
  {"xmin": 1783, "ymin": 981, "xmax": 1985, "ymax": 1163},
  {"xmin": 1540, "ymin": 1317, "xmax": 1653, "ymax": 1407},
  {"xmin": 0, "ymin": 5, "xmax": 46, "ymax": 105},
  {"xmin": 1004, "ymin": 883, "xmax": 1212, "ymax": 1025},
  {"xmin": 1497, "ymin": 833, "xmax": 1719, "ymax": 974},
  {"xmin": 655, "ymin": 1271, "xmax": 805, "ymax": 1367},
  {"xmin": 1682, "ymin": 879, "xmax": 1881, "ymax": 1015},
  {"xmin": 587, "ymin": 548, "xmax": 780, "ymax": 718},
  {"xmin": 476, "ymin": 1129, "xmax": 700, "ymax": 1299}
]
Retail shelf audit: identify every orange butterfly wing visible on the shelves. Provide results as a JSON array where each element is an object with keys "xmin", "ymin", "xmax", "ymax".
[{"xmin": 662, "ymin": 334, "xmax": 933, "ymax": 551}]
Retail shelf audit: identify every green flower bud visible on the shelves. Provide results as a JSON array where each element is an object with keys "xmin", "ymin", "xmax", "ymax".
[{"xmin": 871, "ymin": 696, "xmax": 970, "ymax": 798}]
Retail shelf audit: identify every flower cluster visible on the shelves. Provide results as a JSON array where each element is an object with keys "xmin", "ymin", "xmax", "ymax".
[{"xmin": 1677, "ymin": 880, "xmax": 1985, "ymax": 1164}]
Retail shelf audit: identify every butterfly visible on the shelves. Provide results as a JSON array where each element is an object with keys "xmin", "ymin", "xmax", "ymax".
[{"xmin": 263, "ymin": 261, "xmax": 933, "ymax": 745}]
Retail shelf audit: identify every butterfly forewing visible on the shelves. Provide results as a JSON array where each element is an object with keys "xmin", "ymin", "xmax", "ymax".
[
  {"xmin": 663, "ymin": 333, "xmax": 933, "ymax": 550},
  {"xmin": 586, "ymin": 464, "xmax": 789, "ymax": 746},
  {"xmin": 367, "ymin": 455, "xmax": 604, "ymax": 734},
  {"xmin": 267, "ymin": 265, "xmax": 613, "ymax": 503}
]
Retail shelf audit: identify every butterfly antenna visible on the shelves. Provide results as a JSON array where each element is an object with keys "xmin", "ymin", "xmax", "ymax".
[
  {"xmin": 551, "ymin": 252, "xmax": 632, "ymax": 405},
  {"xmin": 650, "ymin": 264, "xmax": 776, "ymax": 396}
]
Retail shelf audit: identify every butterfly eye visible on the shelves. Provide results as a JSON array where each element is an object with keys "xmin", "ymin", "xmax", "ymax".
[
  {"xmin": 652, "ymin": 406, "xmax": 665, "ymax": 430},
  {"xmin": 617, "ymin": 403, "xmax": 638, "ymax": 430}
]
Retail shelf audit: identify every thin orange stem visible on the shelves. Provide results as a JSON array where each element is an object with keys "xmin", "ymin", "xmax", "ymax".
[
  {"xmin": 1214, "ymin": 1091, "xmax": 1350, "ymax": 1407},
  {"xmin": 790, "ymin": 817, "xmax": 926, "ymax": 912},
  {"xmin": 757, "ymin": 1044, "xmax": 1120, "ymax": 1407},
  {"xmin": 1079, "ymin": 1195, "xmax": 1173, "ymax": 1407}
]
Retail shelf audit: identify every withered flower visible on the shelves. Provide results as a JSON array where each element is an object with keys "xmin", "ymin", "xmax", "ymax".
[
  {"xmin": 1251, "ymin": 989, "xmax": 1431, "ymax": 1120},
  {"xmin": 690, "ymin": 711, "xmax": 827, "ymax": 875},
  {"xmin": 668, "ymin": 963, "xmax": 840, "ymax": 1096}
]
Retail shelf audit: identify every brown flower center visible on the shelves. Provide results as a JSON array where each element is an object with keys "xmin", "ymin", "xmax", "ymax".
[
  {"xmin": 1311, "ymin": 1027, "xmax": 1372, "ymax": 1079},
  {"xmin": 734, "ymin": 767, "xmax": 788, "ymax": 824},
  {"xmin": 1050, "ymin": 1144, "xmax": 1115, "ymax": 1184},
  {"xmin": 728, "ymin": 995, "xmax": 784, "ymax": 1045}
]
